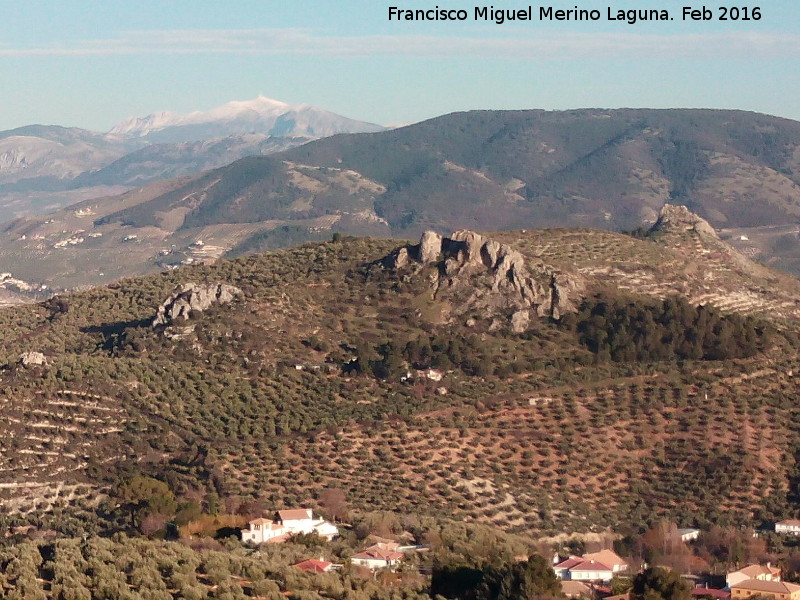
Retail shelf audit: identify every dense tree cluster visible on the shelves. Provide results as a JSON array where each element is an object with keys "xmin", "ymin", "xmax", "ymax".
[
  {"xmin": 631, "ymin": 566, "xmax": 691, "ymax": 600},
  {"xmin": 561, "ymin": 294, "xmax": 771, "ymax": 362}
]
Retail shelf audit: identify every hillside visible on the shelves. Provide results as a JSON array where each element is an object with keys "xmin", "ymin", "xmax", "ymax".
[
  {"xmin": 4, "ymin": 108, "xmax": 800, "ymax": 295},
  {"xmin": 2, "ymin": 212, "xmax": 800, "ymax": 541}
]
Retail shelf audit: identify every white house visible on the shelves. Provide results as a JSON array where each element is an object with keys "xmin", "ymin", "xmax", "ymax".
[
  {"xmin": 567, "ymin": 560, "xmax": 615, "ymax": 582},
  {"xmin": 776, "ymin": 520, "xmax": 800, "ymax": 535},
  {"xmin": 276, "ymin": 508, "xmax": 339, "ymax": 540},
  {"xmin": 350, "ymin": 542, "xmax": 404, "ymax": 571},
  {"xmin": 583, "ymin": 550, "xmax": 628, "ymax": 573},
  {"xmin": 554, "ymin": 550, "xmax": 627, "ymax": 582},
  {"xmin": 241, "ymin": 518, "xmax": 286, "ymax": 544},
  {"xmin": 242, "ymin": 508, "xmax": 339, "ymax": 545}
]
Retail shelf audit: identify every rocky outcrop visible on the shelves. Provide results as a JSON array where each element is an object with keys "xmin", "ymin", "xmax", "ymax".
[
  {"xmin": 19, "ymin": 351, "xmax": 48, "ymax": 368},
  {"xmin": 384, "ymin": 230, "xmax": 584, "ymax": 331},
  {"xmin": 650, "ymin": 203, "xmax": 718, "ymax": 238},
  {"xmin": 153, "ymin": 282, "xmax": 241, "ymax": 327}
]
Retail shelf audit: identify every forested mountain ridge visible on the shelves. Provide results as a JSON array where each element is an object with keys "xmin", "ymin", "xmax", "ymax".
[
  {"xmin": 4, "ymin": 107, "xmax": 800, "ymax": 296},
  {"xmin": 2, "ymin": 209, "xmax": 800, "ymax": 544}
]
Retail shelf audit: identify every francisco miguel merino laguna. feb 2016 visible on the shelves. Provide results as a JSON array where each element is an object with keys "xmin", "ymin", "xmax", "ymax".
[{"xmin": 388, "ymin": 6, "xmax": 762, "ymax": 24}]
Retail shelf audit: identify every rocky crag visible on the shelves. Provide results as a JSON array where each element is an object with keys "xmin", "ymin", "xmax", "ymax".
[
  {"xmin": 385, "ymin": 230, "xmax": 584, "ymax": 332},
  {"xmin": 153, "ymin": 282, "xmax": 241, "ymax": 327},
  {"xmin": 649, "ymin": 203, "xmax": 719, "ymax": 239}
]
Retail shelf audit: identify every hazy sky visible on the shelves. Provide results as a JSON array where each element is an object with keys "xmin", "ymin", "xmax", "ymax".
[{"xmin": 1, "ymin": 0, "xmax": 798, "ymax": 131}]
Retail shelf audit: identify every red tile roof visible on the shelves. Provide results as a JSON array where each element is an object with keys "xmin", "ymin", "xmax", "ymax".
[
  {"xmin": 584, "ymin": 550, "xmax": 627, "ymax": 569},
  {"xmin": 294, "ymin": 559, "xmax": 332, "ymax": 573},
  {"xmin": 569, "ymin": 559, "xmax": 614, "ymax": 573},
  {"xmin": 734, "ymin": 564, "xmax": 781, "ymax": 579},
  {"xmin": 278, "ymin": 508, "xmax": 313, "ymax": 521},
  {"xmin": 555, "ymin": 557, "xmax": 585, "ymax": 570},
  {"xmin": 351, "ymin": 545, "xmax": 404, "ymax": 562},
  {"xmin": 265, "ymin": 533, "xmax": 291, "ymax": 544},
  {"xmin": 731, "ymin": 580, "xmax": 800, "ymax": 594}
]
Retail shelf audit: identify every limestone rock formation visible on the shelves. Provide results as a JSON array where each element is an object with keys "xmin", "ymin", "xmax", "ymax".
[
  {"xmin": 650, "ymin": 203, "xmax": 718, "ymax": 239},
  {"xmin": 153, "ymin": 282, "xmax": 241, "ymax": 327},
  {"xmin": 384, "ymin": 230, "xmax": 584, "ymax": 331},
  {"xmin": 19, "ymin": 351, "xmax": 48, "ymax": 368}
]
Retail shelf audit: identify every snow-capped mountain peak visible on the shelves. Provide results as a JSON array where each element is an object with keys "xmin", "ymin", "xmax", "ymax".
[
  {"xmin": 106, "ymin": 96, "xmax": 383, "ymax": 143},
  {"xmin": 109, "ymin": 111, "xmax": 182, "ymax": 137}
]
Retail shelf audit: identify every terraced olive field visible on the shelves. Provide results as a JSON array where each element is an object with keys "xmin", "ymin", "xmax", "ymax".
[{"xmin": 1, "ymin": 213, "xmax": 799, "ymax": 539}]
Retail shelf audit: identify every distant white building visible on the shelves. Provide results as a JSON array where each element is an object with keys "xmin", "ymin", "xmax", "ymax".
[
  {"xmin": 678, "ymin": 528, "xmax": 701, "ymax": 542},
  {"xmin": 351, "ymin": 542, "xmax": 404, "ymax": 571},
  {"xmin": 776, "ymin": 520, "xmax": 800, "ymax": 535},
  {"xmin": 276, "ymin": 508, "xmax": 339, "ymax": 540},
  {"xmin": 241, "ymin": 508, "xmax": 339, "ymax": 545}
]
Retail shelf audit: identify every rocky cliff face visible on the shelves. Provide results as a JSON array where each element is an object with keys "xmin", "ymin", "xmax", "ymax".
[
  {"xmin": 385, "ymin": 230, "xmax": 584, "ymax": 332},
  {"xmin": 153, "ymin": 282, "xmax": 241, "ymax": 327}
]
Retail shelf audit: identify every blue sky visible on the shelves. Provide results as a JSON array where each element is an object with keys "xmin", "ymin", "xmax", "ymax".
[{"xmin": 1, "ymin": 0, "xmax": 798, "ymax": 131}]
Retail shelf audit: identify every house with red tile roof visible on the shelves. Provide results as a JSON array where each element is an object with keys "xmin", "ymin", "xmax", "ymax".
[
  {"xmin": 730, "ymin": 579, "xmax": 800, "ymax": 600},
  {"xmin": 566, "ymin": 559, "xmax": 615, "ymax": 582},
  {"xmin": 294, "ymin": 559, "xmax": 333, "ymax": 573},
  {"xmin": 350, "ymin": 542, "xmax": 404, "ymax": 571},
  {"xmin": 583, "ymin": 550, "xmax": 628, "ymax": 573},
  {"xmin": 554, "ymin": 550, "xmax": 628, "ymax": 582},
  {"xmin": 727, "ymin": 564, "xmax": 781, "ymax": 589}
]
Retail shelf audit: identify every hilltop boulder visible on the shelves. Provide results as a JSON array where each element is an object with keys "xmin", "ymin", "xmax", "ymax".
[{"xmin": 153, "ymin": 282, "xmax": 241, "ymax": 327}]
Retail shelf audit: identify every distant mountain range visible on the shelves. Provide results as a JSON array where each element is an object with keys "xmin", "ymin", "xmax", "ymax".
[
  {"xmin": 0, "ymin": 96, "xmax": 385, "ymax": 218},
  {"xmin": 3, "ymin": 107, "xmax": 800, "ymax": 295}
]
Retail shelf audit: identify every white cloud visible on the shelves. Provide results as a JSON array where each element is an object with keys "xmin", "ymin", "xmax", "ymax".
[{"xmin": 0, "ymin": 29, "xmax": 797, "ymax": 60}]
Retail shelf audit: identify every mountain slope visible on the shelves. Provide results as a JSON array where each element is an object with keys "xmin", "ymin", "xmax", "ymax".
[
  {"xmin": 0, "ymin": 97, "xmax": 386, "ymax": 219},
  {"xmin": 93, "ymin": 108, "xmax": 800, "ymax": 237},
  {"xmin": 1, "ymin": 218, "xmax": 799, "ymax": 536},
  {"xmin": 4, "ymin": 108, "xmax": 800, "ymax": 293}
]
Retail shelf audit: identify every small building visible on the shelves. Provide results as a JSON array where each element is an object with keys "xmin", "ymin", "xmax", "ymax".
[
  {"xmin": 727, "ymin": 564, "xmax": 781, "ymax": 589},
  {"xmin": 351, "ymin": 542, "xmax": 404, "ymax": 571},
  {"xmin": 294, "ymin": 559, "xmax": 333, "ymax": 573},
  {"xmin": 583, "ymin": 550, "xmax": 628, "ymax": 573},
  {"xmin": 730, "ymin": 579, "xmax": 800, "ymax": 600},
  {"xmin": 555, "ymin": 550, "xmax": 627, "ymax": 582},
  {"xmin": 775, "ymin": 520, "xmax": 800, "ymax": 535},
  {"xmin": 678, "ymin": 528, "xmax": 701, "ymax": 542},
  {"xmin": 567, "ymin": 559, "xmax": 615, "ymax": 582}
]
